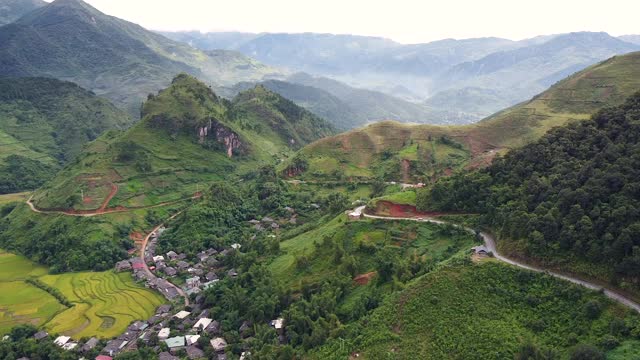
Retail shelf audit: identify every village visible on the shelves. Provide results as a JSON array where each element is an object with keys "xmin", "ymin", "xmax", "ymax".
[{"xmin": 17, "ymin": 216, "xmax": 292, "ymax": 360}]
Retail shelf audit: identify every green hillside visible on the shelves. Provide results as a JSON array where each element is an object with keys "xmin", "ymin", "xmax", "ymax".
[
  {"xmin": 30, "ymin": 74, "xmax": 335, "ymax": 212},
  {"xmin": 423, "ymin": 92, "xmax": 640, "ymax": 295},
  {"xmin": 0, "ymin": 74, "xmax": 335, "ymax": 273},
  {"xmin": 0, "ymin": 77, "xmax": 132, "ymax": 193},
  {"xmin": 312, "ymin": 261, "xmax": 640, "ymax": 359},
  {"xmin": 291, "ymin": 51, "xmax": 640, "ymax": 182},
  {"xmin": 0, "ymin": 0, "xmax": 279, "ymax": 116}
]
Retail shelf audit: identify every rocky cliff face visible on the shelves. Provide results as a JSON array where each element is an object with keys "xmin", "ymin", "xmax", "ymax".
[{"xmin": 197, "ymin": 119, "xmax": 244, "ymax": 157}]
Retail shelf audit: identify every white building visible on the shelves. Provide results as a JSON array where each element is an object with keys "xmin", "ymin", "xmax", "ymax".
[
  {"xmin": 54, "ymin": 336, "xmax": 70, "ymax": 347},
  {"xmin": 174, "ymin": 310, "xmax": 191, "ymax": 319},
  {"xmin": 158, "ymin": 327, "xmax": 171, "ymax": 340},
  {"xmin": 193, "ymin": 318, "xmax": 213, "ymax": 331}
]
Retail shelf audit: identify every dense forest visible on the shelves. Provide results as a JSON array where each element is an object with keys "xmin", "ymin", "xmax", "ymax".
[{"xmin": 420, "ymin": 92, "xmax": 640, "ymax": 287}]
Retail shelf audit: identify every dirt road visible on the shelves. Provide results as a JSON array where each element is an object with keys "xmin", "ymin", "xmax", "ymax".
[{"xmin": 140, "ymin": 212, "xmax": 189, "ymax": 306}]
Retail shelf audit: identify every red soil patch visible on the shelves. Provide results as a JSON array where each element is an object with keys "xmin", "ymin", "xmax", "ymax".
[
  {"xmin": 375, "ymin": 201, "xmax": 445, "ymax": 218},
  {"xmin": 130, "ymin": 231, "xmax": 144, "ymax": 243},
  {"xmin": 353, "ymin": 272, "xmax": 377, "ymax": 285}
]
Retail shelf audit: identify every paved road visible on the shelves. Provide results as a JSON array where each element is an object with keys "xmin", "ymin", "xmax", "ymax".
[
  {"xmin": 362, "ymin": 209, "xmax": 640, "ymax": 313},
  {"xmin": 140, "ymin": 212, "xmax": 190, "ymax": 306}
]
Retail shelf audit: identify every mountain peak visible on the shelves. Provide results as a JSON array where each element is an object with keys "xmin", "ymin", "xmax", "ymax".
[{"xmin": 16, "ymin": 0, "xmax": 103, "ymax": 25}]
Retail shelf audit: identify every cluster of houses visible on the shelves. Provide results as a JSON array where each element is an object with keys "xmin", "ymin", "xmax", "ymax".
[{"xmin": 115, "ymin": 228, "xmax": 243, "ymax": 301}]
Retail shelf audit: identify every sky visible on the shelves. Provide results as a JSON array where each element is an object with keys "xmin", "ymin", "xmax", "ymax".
[{"xmin": 48, "ymin": 0, "xmax": 639, "ymax": 44}]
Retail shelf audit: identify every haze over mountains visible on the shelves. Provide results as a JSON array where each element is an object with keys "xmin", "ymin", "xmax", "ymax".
[
  {"xmin": 164, "ymin": 30, "xmax": 640, "ymax": 120},
  {"xmin": 0, "ymin": 0, "xmax": 279, "ymax": 117}
]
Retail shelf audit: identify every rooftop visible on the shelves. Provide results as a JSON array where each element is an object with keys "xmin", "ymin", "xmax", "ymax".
[
  {"xmin": 165, "ymin": 336, "xmax": 185, "ymax": 348},
  {"xmin": 174, "ymin": 310, "xmax": 191, "ymax": 319}
]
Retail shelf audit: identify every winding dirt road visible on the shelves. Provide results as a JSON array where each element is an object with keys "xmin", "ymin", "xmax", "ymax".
[
  {"xmin": 361, "ymin": 208, "xmax": 640, "ymax": 313},
  {"xmin": 26, "ymin": 194, "xmax": 200, "ymax": 217},
  {"xmin": 140, "ymin": 213, "xmax": 189, "ymax": 306}
]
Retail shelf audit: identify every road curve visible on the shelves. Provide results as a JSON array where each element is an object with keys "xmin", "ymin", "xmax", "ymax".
[
  {"xmin": 140, "ymin": 211, "xmax": 190, "ymax": 306},
  {"xmin": 362, "ymin": 209, "xmax": 640, "ymax": 313},
  {"xmin": 26, "ymin": 194, "xmax": 199, "ymax": 217}
]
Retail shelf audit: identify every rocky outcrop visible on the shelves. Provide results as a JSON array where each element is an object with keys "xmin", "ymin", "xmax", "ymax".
[{"xmin": 197, "ymin": 119, "xmax": 244, "ymax": 158}]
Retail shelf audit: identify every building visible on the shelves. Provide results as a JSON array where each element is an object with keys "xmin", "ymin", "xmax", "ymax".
[
  {"xmin": 81, "ymin": 337, "xmax": 99, "ymax": 352},
  {"xmin": 158, "ymin": 328, "xmax": 171, "ymax": 340},
  {"xmin": 193, "ymin": 318, "xmax": 212, "ymax": 331},
  {"xmin": 153, "ymin": 255, "xmax": 165, "ymax": 263},
  {"xmin": 174, "ymin": 310, "xmax": 191, "ymax": 319},
  {"xmin": 347, "ymin": 206, "xmax": 365, "ymax": 221},
  {"xmin": 54, "ymin": 336, "xmax": 70, "ymax": 347},
  {"xmin": 158, "ymin": 352, "xmax": 178, "ymax": 360},
  {"xmin": 33, "ymin": 330, "xmax": 48, "ymax": 341},
  {"xmin": 210, "ymin": 337, "xmax": 227, "ymax": 353},
  {"xmin": 95, "ymin": 356, "xmax": 113, "ymax": 360},
  {"xmin": 231, "ymin": 243, "xmax": 241, "ymax": 250},
  {"xmin": 271, "ymin": 318, "xmax": 284, "ymax": 331},
  {"xmin": 176, "ymin": 261, "xmax": 190, "ymax": 271},
  {"xmin": 115, "ymin": 260, "xmax": 132, "ymax": 272},
  {"xmin": 185, "ymin": 345, "xmax": 205, "ymax": 360},
  {"xmin": 205, "ymin": 272, "xmax": 218, "ymax": 282},
  {"xmin": 472, "ymin": 245, "xmax": 490, "ymax": 255},
  {"xmin": 185, "ymin": 334, "xmax": 200, "ymax": 346},
  {"xmin": 186, "ymin": 276, "xmax": 201, "ymax": 289},
  {"xmin": 205, "ymin": 320, "xmax": 221, "ymax": 335},
  {"xmin": 62, "ymin": 342, "xmax": 78, "ymax": 350},
  {"xmin": 163, "ymin": 267, "xmax": 177, "ymax": 277},
  {"xmin": 164, "ymin": 336, "xmax": 185, "ymax": 350},
  {"xmin": 102, "ymin": 339, "xmax": 127, "ymax": 356},
  {"xmin": 166, "ymin": 251, "xmax": 178, "ymax": 260}
]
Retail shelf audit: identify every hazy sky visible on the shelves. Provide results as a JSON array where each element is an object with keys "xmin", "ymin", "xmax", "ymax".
[{"xmin": 50, "ymin": 0, "xmax": 639, "ymax": 43}]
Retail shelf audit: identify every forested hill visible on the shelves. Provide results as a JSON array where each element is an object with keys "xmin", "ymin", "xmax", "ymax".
[
  {"xmin": 0, "ymin": 77, "xmax": 132, "ymax": 194},
  {"xmin": 423, "ymin": 92, "xmax": 640, "ymax": 289},
  {"xmin": 0, "ymin": 0, "xmax": 277, "ymax": 117}
]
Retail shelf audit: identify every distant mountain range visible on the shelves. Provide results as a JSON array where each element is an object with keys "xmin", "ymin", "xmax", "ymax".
[
  {"xmin": 0, "ymin": 0, "xmax": 279, "ymax": 117},
  {"xmin": 0, "ymin": 0, "xmax": 44, "ymax": 26},
  {"xmin": 291, "ymin": 51, "xmax": 640, "ymax": 182},
  {"xmin": 163, "ymin": 30, "xmax": 640, "ymax": 121}
]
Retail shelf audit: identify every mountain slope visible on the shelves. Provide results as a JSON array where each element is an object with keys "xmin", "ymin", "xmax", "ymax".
[
  {"xmin": 290, "ymin": 51, "xmax": 640, "ymax": 182},
  {"xmin": 287, "ymin": 73, "xmax": 475, "ymax": 126},
  {"xmin": 0, "ymin": 0, "xmax": 44, "ymax": 26},
  {"xmin": 425, "ymin": 92, "xmax": 640, "ymax": 295},
  {"xmin": 0, "ymin": 77, "xmax": 132, "ymax": 193},
  {"xmin": 228, "ymin": 80, "xmax": 365, "ymax": 130},
  {"xmin": 0, "ymin": 0, "xmax": 279, "ymax": 116},
  {"xmin": 30, "ymin": 74, "xmax": 335, "ymax": 211}
]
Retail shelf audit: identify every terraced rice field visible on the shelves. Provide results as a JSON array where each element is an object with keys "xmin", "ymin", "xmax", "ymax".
[
  {"xmin": 0, "ymin": 250, "xmax": 165, "ymax": 338},
  {"xmin": 0, "ymin": 251, "xmax": 62, "ymax": 335},
  {"xmin": 41, "ymin": 272, "xmax": 164, "ymax": 338}
]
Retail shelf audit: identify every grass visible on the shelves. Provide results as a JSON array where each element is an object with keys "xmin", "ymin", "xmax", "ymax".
[
  {"xmin": 312, "ymin": 260, "xmax": 640, "ymax": 359},
  {"xmin": 0, "ymin": 192, "xmax": 31, "ymax": 206},
  {"xmin": 269, "ymin": 215, "xmax": 476, "ymax": 289},
  {"xmin": 607, "ymin": 340, "xmax": 640, "ymax": 359},
  {"xmin": 0, "ymin": 250, "xmax": 165, "ymax": 338},
  {"xmin": 375, "ymin": 190, "xmax": 417, "ymax": 206}
]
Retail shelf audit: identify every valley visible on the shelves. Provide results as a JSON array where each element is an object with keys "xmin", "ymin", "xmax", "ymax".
[{"xmin": 1, "ymin": 0, "xmax": 640, "ymax": 359}]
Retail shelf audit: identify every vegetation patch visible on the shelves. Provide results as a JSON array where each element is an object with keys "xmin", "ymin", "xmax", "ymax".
[{"xmin": 312, "ymin": 261, "xmax": 640, "ymax": 359}]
